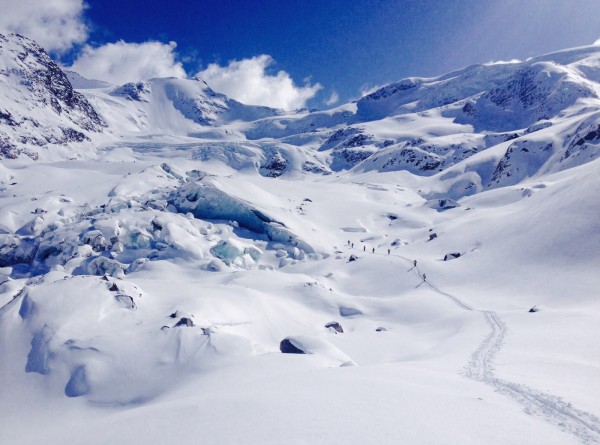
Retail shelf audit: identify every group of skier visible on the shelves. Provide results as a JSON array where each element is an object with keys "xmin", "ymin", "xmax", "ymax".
[{"xmin": 346, "ymin": 240, "xmax": 427, "ymax": 282}]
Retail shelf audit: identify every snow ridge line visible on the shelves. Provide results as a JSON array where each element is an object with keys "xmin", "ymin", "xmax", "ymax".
[{"xmin": 420, "ymin": 276, "xmax": 600, "ymax": 444}]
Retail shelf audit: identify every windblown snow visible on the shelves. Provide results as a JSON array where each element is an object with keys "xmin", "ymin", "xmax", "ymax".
[{"xmin": 1, "ymin": 33, "xmax": 599, "ymax": 445}]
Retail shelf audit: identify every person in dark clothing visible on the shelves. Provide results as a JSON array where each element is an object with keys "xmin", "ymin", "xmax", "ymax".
[
  {"xmin": 414, "ymin": 260, "xmax": 417, "ymax": 267},
  {"xmin": 387, "ymin": 249, "xmax": 390, "ymax": 255},
  {"xmin": 423, "ymin": 273, "xmax": 427, "ymax": 281},
  {"xmin": 372, "ymin": 247, "xmax": 375, "ymax": 254},
  {"xmin": 363, "ymin": 245, "xmax": 366, "ymax": 252}
]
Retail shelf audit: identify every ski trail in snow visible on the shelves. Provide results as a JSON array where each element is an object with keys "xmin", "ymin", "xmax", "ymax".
[
  {"xmin": 346, "ymin": 247, "xmax": 600, "ymax": 443},
  {"xmin": 421, "ymin": 273, "xmax": 600, "ymax": 444}
]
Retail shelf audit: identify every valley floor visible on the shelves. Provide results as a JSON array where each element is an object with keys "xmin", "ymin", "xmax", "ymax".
[{"xmin": 1, "ymin": 146, "xmax": 599, "ymax": 444}]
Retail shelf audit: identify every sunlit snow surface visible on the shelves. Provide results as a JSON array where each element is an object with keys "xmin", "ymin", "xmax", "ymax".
[{"xmin": 1, "ymin": 145, "xmax": 599, "ymax": 444}]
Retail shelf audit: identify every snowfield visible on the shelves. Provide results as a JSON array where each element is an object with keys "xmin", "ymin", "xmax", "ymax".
[{"xmin": 1, "ymin": 33, "xmax": 599, "ymax": 444}]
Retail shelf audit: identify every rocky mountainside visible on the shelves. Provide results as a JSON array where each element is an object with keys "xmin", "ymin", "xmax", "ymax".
[{"xmin": 0, "ymin": 34, "xmax": 106, "ymax": 159}]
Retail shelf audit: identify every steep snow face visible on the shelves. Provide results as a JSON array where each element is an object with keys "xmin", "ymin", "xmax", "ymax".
[
  {"xmin": 64, "ymin": 71, "xmax": 111, "ymax": 90},
  {"xmin": 457, "ymin": 62, "xmax": 598, "ymax": 132},
  {"xmin": 82, "ymin": 77, "xmax": 281, "ymax": 136},
  {"xmin": 354, "ymin": 64, "xmax": 521, "ymax": 121},
  {"xmin": 0, "ymin": 33, "xmax": 106, "ymax": 159}
]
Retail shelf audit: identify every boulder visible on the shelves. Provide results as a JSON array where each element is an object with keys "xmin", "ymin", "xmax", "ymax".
[
  {"xmin": 175, "ymin": 317, "xmax": 194, "ymax": 327},
  {"xmin": 444, "ymin": 252, "xmax": 461, "ymax": 261},
  {"xmin": 280, "ymin": 338, "xmax": 305, "ymax": 354},
  {"xmin": 325, "ymin": 321, "xmax": 344, "ymax": 333}
]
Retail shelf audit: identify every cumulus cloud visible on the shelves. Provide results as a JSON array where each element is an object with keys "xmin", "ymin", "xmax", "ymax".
[
  {"xmin": 325, "ymin": 91, "xmax": 340, "ymax": 106},
  {"xmin": 69, "ymin": 40, "xmax": 187, "ymax": 85},
  {"xmin": 197, "ymin": 55, "xmax": 322, "ymax": 110},
  {"xmin": 0, "ymin": 0, "xmax": 87, "ymax": 52}
]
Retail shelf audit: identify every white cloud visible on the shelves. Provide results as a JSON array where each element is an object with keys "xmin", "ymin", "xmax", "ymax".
[
  {"xmin": 325, "ymin": 91, "xmax": 340, "ymax": 106},
  {"xmin": 197, "ymin": 55, "xmax": 322, "ymax": 110},
  {"xmin": 69, "ymin": 40, "xmax": 186, "ymax": 85},
  {"xmin": 359, "ymin": 83, "xmax": 386, "ymax": 98},
  {"xmin": 0, "ymin": 0, "xmax": 87, "ymax": 52},
  {"xmin": 483, "ymin": 59, "xmax": 521, "ymax": 66}
]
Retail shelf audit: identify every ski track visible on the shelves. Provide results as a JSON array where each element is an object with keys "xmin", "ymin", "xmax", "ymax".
[
  {"xmin": 421, "ymin": 266, "xmax": 600, "ymax": 444},
  {"xmin": 350, "ymin": 247, "xmax": 600, "ymax": 444}
]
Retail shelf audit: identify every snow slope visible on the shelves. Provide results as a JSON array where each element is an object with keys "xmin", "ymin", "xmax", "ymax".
[{"xmin": 0, "ymin": 33, "xmax": 599, "ymax": 445}]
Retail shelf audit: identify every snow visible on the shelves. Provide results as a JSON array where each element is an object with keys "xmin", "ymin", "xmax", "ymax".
[{"xmin": 1, "ymin": 33, "xmax": 600, "ymax": 445}]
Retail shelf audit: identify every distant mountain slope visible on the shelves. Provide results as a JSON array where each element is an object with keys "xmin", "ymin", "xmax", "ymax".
[
  {"xmin": 0, "ymin": 33, "xmax": 106, "ymax": 159},
  {"xmin": 1, "ymin": 32, "xmax": 599, "ymax": 194}
]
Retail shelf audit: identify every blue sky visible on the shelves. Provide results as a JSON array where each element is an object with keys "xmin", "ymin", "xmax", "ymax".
[{"xmin": 3, "ymin": 0, "xmax": 600, "ymax": 109}]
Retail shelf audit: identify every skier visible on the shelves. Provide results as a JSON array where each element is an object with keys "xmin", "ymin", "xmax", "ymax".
[
  {"xmin": 423, "ymin": 273, "xmax": 427, "ymax": 281},
  {"xmin": 352, "ymin": 242, "xmax": 354, "ymax": 248},
  {"xmin": 387, "ymin": 248, "xmax": 390, "ymax": 255},
  {"xmin": 413, "ymin": 259, "xmax": 417, "ymax": 267},
  {"xmin": 363, "ymin": 245, "xmax": 366, "ymax": 252},
  {"xmin": 372, "ymin": 247, "xmax": 375, "ymax": 254}
]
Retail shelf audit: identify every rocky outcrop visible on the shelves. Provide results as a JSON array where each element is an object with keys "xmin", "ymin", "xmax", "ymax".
[{"xmin": 0, "ymin": 33, "xmax": 106, "ymax": 158}]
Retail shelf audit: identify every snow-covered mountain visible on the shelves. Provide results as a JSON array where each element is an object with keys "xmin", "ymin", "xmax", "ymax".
[
  {"xmin": 1, "ymin": 33, "xmax": 599, "ymax": 445},
  {"xmin": 0, "ymin": 34, "xmax": 106, "ymax": 159}
]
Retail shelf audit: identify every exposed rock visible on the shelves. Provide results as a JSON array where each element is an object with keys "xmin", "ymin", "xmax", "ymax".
[
  {"xmin": 0, "ymin": 33, "xmax": 106, "ymax": 159},
  {"xmin": 259, "ymin": 151, "xmax": 287, "ymax": 177},
  {"xmin": 325, "ymin": 321, "xmax": 344, "ymax": 333},
  {"xmin": 111, "ymin": 82, "xmax": 151, "ymax": 102},
  {"xmin": 426, "ymin": 198, "xmax": 461, "ymax": 212},
  {"xmin": 444, "ymin": 252, "xmax": 461, "ymax": 261},
  {"xmin": 348, "ymin": 254, "xmax": 359, "ymax": 262},
  {"xmin": 279, "ymin": 338, "xmax": 305, "ymax": 354},
  {"xmin": 175, "ymin": 317, "xmax": 194, "ymax": 327}
]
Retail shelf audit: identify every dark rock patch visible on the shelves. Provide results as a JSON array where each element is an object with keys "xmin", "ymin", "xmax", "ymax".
[
  {"xmin": 280, "ymin": 338, "xmax": 305, "ymax": 354},
  {"xmin": 175, "ymin": 317, "xmax": 194, "ymax": 327},
  {"xmin": 444, "ymin": 252, "xmax": 461, "ymax": 261},
  {"xmin": 325, "ymin": 321, "xmax": 344, "ymax": 333}
]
